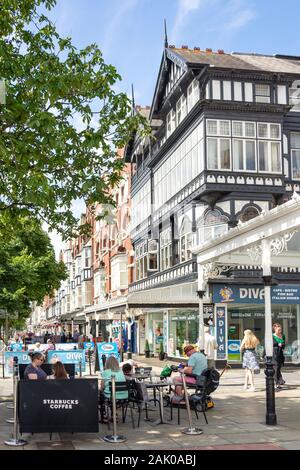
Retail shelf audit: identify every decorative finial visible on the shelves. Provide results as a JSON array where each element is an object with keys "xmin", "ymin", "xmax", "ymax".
[
  {"xmin": 164, "ymin": 19, "xmax": 168, "ymax": 48},
  {"xmin": 131, "ymin": 83, "xmax": 135, "ymax": 116}
]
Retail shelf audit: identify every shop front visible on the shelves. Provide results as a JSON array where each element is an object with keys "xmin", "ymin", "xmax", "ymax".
[
  {"xmin": 212, "ymin": 283, "xmax": 300, "ymax": 363},
  {"xmin": 145, "ymin": 308, "xmax": 200, "ymax": 358}
]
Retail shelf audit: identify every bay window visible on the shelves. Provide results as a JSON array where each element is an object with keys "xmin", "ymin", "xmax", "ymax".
[
  {"xmin": 258, "ymin": 141, "xmax": 281, "ymax": 173},
  {"xmin": 255, "ymin": 84, "xmax": 270, "ymax": 103},
  {"xmin": 176, "ymin": 94, "xmax": 187, "ymax": 125},
  {"xmin": 187, "ymin": 79, "xmax": 200, "ymax": 111},
  {"xmin": 291, "ymin": 133, "xmax": 300, "ymax": 179},
  {"xmin": 148, "ymin": 240, "xmax": 158, "ymax": 271},
  {"xmin": 166, "ymin": 109, "xmax": 176, "ymax": 137},
  {"xmin": 207, "ymin": 138, "xmax": 231, "ymax": 170},
  {"xmin": 196, "ymin": 210, "xmax": 228, "ymax": 245},
  {"xmin": 160, "ymin": 228, "xmax": 172, "ymax": 271},
  {"xmin": 179, "ymin": 217, "xmax": 192, "ymax": 263},
  {"xmin": 233, "ymin": 139, "xmax": 256, "ymax": 171},
  {"xmin": 135, "ymin": 241, "xmax": 147, "ymax": 281}
]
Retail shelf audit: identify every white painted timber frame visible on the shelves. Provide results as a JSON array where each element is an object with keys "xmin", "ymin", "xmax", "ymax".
[{"xmin": 193, "ymin": 192, "xmax": 300, "ymax": 358}]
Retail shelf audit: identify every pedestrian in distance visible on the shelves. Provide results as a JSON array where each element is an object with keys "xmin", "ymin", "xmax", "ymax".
[
  {"xmin": 203, "ymin": 326, "xmax": 218, "ymax": 369},
  {"xmin": 272, "ymin": 323, "xmax": 286, "ymax": 391},
  {"xmin": 241, "ymin": 329, "xmax": 260, "ymax": 392}
]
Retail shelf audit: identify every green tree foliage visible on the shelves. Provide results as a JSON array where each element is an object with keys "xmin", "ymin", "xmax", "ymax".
[
  {"xmin": 0, "ymin": 213, "xmax": 67, "ymax": 327},
  {"xmin": 0, "ymin": 0, "xmax": 146, "ymax": 238}
]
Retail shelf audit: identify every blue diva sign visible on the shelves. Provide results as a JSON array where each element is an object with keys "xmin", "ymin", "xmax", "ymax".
[
  {"xmin": 4, "ymin": 352, "xmax": 31, "ymax": 376},
  {"xmin": 215, "ymin": 305, "xmax": 227, "ymax": 360},
  {"xmin": 47, "ymin": 350, "xmax": 86, "ymax": 373},
  {"xmin": 96, "ymin": 342, "xmax": 120, "ymax": 372}
]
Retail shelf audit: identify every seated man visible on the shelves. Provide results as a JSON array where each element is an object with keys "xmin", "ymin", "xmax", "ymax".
[{"xmin": 172, "ymin": 344, "xmax": 208, "ymax": 402}]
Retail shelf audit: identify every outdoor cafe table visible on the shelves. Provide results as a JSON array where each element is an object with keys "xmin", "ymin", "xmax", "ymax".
[
  {"xmin": 146, "ymin": 382, "xmax": 171, "ymax": 426},
  {"xmin": 130, "ymin": 373, "xmax": 151, "ymax": 381}
]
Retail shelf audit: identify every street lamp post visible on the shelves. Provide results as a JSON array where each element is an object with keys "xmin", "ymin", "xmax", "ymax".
[
  {"xmin": 262, "ymin": 238, "xmax": 277, "ymax": 426},
  {"xmin": 197, "ymin": 263, "xmax": 206, "ymax": 353},
  {"xmin": 126, "ymin": 306, "xmax": 132, "ymax": 360}
]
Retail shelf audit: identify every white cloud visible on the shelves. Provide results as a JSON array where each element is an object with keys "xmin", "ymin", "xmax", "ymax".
[
  {"xmin": 171, "ymin": 0, "xmax": 204, "ymax": 44},
  {"xmin": 223, "ymin": 0, "xmax": 256, "ymax": 31},
  {"xmin": 101, "ymin": 0, "xmax": 139, "ymax": 58}
]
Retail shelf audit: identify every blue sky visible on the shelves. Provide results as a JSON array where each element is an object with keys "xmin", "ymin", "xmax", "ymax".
[
  {"xmin": 46, "ymin": 0, "xmax": 300, "ymax": 255},
  {"xmin": 49, "ymin": 0, "xmax": 300, "ymax": 108}
]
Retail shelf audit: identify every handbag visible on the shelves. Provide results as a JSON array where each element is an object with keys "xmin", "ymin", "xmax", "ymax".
[{"xmin": 254, "ymin": 368, "xmax": 260, "ymax": 375}]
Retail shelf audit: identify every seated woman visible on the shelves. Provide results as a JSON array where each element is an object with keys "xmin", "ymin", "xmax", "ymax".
[
  {"xmin": 101, "ymin": 356, "xmax": 128, "ymax": 399},
  {"xmin": 100, "ymin": 356, "xmax": 128, "ymax": 423},
  {"xmin": 24, "ymin": 352, "xmax": 47, "ymax": 380},
  {"xmin": 48, "ymin": 361, "xmax": 69, "ymax": 380}
]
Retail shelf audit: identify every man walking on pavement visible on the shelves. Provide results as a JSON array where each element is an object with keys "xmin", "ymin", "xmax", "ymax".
[{"xmin": 204, "ymin": 326, "xmax": 218, "ymax": 369}]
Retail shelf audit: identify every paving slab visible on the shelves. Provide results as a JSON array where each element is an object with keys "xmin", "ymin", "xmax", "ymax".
[
  {"xmin": 1, "ymin": 364, "xmax": 300, "ymax": 450},
  {"xmin": 278, "ymin": 441, "xmax": 300, "ymax": 450}
]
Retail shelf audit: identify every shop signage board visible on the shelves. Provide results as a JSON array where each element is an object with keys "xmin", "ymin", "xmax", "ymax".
[
  {"xmin": 19, "ymin": 379, "xmax": 98, "ymax": 433},
  {"xmin": 203, "ymin": 303, "xmax": 214, "ymax": 325},
  {"xmin": 214, "ymin": 304, "xmax": 227, "ymax": 360},
  {"xmin": 4, "ymin": 352, "xmax": 31, "ymax": 376},
  {"xmin": 96, "ymin": 342, "xmax": 120, "ymax": 372},
  {"xmin": 228, "ymin": 340, "xmax": 241, "ymax": 361},
  {"xmin": 213, "ymin": 284, "xmax": 300, "ymax": 304},
  {"xmin": 55, "ymin": 343, "xmax": 79, "ymax": 351},
  {"xmin": 10, "ymin": 343, "xmax": 23, "ymax": 352},
  {"xmin": 47, "ymin": 350, "xmax": 86, "ymax": 373}
]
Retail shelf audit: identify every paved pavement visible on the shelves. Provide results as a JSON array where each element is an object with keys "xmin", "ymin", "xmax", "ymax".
[{"xmin": 0, "ymin": 356, "xmax": 300, "ymax": 450}]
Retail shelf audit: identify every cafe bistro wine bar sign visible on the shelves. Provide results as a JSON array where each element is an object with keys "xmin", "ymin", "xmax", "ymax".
[{"xmin": 213, "ymin": 284, "xmax": 300, "ymax": 304}]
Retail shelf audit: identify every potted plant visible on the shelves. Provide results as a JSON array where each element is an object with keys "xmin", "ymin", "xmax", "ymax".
[
  {"xmin": 144, "ymin": 339, "xmax": 150, "ymax": 358},
  {"xmin": 159, "ymin": 341, "xmax": 165, "ymax": 361}
]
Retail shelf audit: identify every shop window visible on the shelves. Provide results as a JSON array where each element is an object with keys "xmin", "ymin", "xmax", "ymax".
[
  {"xmin": 168, "ymin": 310, "xmax": 198, "ymax": 357},
  {"xmin": 239, "ymin": 206, "xmax": 260, "ymax": 223}
]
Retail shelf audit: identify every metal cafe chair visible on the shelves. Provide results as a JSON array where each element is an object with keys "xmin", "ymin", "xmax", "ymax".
[
  {"xmin": 126, "ymin": 379, "xmax": 150, "ymax": 427},
  {"xmin": 100, "ymin": 381, "xmax": 135, "ymax": 430}
]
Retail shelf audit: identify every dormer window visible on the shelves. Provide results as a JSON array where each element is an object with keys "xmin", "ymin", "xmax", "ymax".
[{"xmin": 255, "ymin": 84, "xmax": 270, "ymax": 103}]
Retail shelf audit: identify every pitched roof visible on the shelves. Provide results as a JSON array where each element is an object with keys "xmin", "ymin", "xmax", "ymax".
[{"xmin": 169, "ymin": 47, "xmax": 300, "ymax": 75}]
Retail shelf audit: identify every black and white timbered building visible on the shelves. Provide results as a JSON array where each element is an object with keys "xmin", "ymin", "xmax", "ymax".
[{"xmin": 125, "ymin": 44, "xmax": 300, "ymax": 362}]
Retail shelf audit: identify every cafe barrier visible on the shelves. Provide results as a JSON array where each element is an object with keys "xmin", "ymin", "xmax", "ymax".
[
  {"xmin": 19, "ymin": 379, "xmax": 99, "ymax": 433},
  {"xmin": 180, "ymin": 372, "xmax": 203, "ymax": 436},
  {"xmin": 4, "ymin": 357, "xmax": 28, "ymax": 447},
  {"xmin": 102, "ymin": 374, "xmax": 127, "ymax": 443}
]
